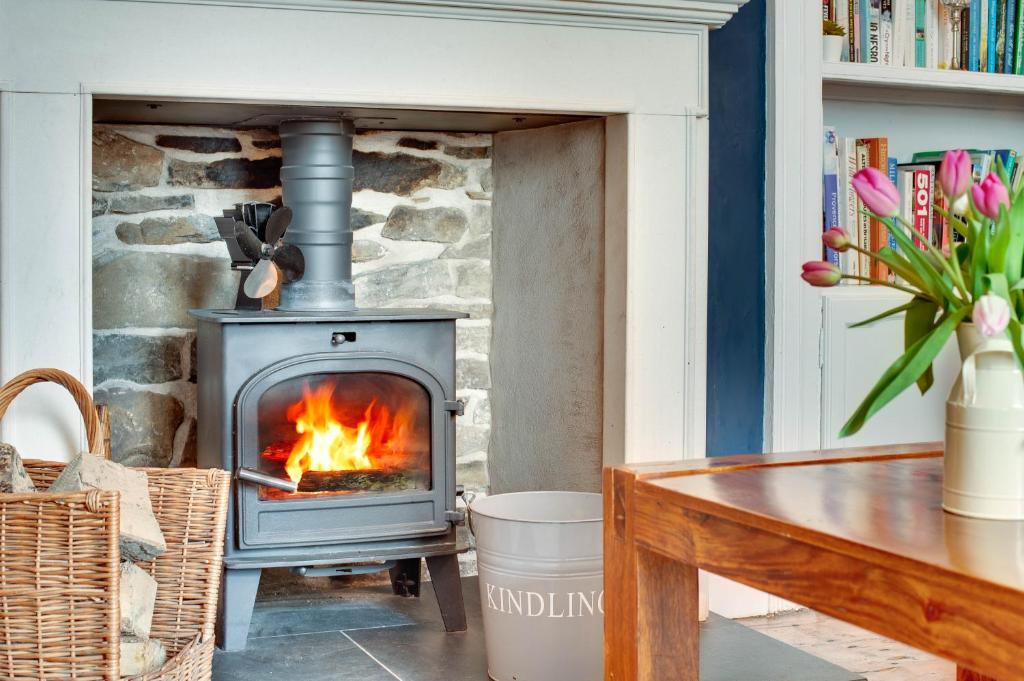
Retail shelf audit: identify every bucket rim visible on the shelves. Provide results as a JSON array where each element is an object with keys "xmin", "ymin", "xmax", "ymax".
[{"xmin": 469, "ymin": 490, "xmax": 602, "ymax": 524}]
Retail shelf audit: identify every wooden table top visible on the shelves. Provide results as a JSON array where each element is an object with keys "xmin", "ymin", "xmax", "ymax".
[{"xmin": 645, "ymin": 455, "xmax": 1024, "ymax": 596}]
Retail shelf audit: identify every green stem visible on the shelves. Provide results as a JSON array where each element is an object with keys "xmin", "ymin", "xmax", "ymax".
[
  {"xmin": 841, "ymin": 275, "xmax": 935, "ymax": 298},
  {"xmin": 895, "ymin": 215, "xmax": 971, "ymax": 302}
]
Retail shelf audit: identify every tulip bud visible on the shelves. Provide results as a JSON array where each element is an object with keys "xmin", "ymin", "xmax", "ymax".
[
  {"xmin": 822, "ymin": 228, "xmax": 852, "ymax": 252},
  {"xmin": 801, "ymin": 261, "xmax": 842, "ymax": 287},
  {"xmin": 938, "ymin": 149, "xmax": 972, "ymax": 199},
  {"xmin": 973, "ymin": 294, "xmax": 1011, "ymax": 337},
  {"xmin": 971, "ymin": 173, "xmax": 1010, "ymax": 220},
  {"xmin": 851, "ymin": 167, "xmax": 900, "ymax": 218}
]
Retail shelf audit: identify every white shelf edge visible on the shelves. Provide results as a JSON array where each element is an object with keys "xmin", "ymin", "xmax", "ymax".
[
  {"xmin": 822, "ymin": 61, "xmax": 1024, "ymax": 97},
  {"xmin": 820, "ymin": 284, "xmax": 911, "ymax": 300}
]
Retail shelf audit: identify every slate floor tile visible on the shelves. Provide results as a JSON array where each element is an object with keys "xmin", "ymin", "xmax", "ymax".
[{"xmin": 213, "ymin": 630, "xmax": 395, "ymax": 681}]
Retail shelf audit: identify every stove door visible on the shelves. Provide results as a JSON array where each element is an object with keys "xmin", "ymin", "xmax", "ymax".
[{"xmin": 234, "ymin": 353, "xmax": 452, "ymax": 548}]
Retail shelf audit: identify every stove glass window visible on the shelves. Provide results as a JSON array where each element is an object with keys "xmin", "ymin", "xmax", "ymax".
[{"xmin": 256, "ymin": 372, "xmax": 431, "ymax": 500}]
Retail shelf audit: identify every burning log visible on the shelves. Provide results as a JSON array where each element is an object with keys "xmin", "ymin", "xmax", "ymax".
[{"xmin": 296, "ymin": 469, "xmax": 411, "ymax": 493}]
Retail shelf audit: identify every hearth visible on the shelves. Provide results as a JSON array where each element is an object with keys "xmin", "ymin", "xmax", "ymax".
[{"xmin": 191, "ymin": 119, "xmax": 468, "ymax": 652}]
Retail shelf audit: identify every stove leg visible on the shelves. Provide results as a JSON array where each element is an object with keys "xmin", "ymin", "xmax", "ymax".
[
  {"xmin": 425, "ymin": 554, "xmax": 467, "ymax": 632},
  {"xmin": 389, "ymin": 557, "xmax": 422, "ymax": 597},
  {"xmin": 218, "ymin": 567, "xmax": 262, "ymax": 652}
]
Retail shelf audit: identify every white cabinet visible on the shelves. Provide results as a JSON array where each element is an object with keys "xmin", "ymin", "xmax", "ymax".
[{"xmin": 820, "ymin": 289, "xmax": 961, "ymax": 449}]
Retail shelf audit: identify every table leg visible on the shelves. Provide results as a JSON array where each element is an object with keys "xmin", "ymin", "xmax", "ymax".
[
  {"xmin": 957, "ymin": 667, "xmax": 998, "ymax": 681},
  {"xmin": 604, "ymin": 467, "xmax": 638, "ymax": 681},
  {"xmin": 636, "ymin": 545, "xmax": 699, "ymax": 681}
]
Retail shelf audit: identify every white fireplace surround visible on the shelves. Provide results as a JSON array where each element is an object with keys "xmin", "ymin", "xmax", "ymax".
[{"xmin": 0, "ymin": 0, "xmax": 747, "ymax": 468}]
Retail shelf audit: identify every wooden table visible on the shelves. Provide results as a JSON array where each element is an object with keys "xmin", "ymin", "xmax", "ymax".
[{"xmin": 604, "ymin": 444, "xmax": 1024, "ymax": 681}]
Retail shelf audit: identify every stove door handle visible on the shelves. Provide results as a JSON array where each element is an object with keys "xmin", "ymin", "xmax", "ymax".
[{"xmin": 237, "ymin": 467, "xmax": 299, "ymax": 493}]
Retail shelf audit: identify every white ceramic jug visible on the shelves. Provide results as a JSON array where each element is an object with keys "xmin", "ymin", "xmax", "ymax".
[{"xmin": 944, "ymin": 324, "xmax": 1024, "ymax": 519}]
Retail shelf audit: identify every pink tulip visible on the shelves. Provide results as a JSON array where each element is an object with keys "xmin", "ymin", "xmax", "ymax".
[
  {"xmin": 971, "ymin": 173, "xmax": 1010, "ymax": 220},
  {"xmin": 938, "ymin": 149, "xmax": 972, "ymax": 199},
  {"xmin": 801, "ymin": 261, "xmax": 842, "ymax": 287},
  {"xmin": 851, "ymin": 167, "xmax": 900, "ymax": 217},
  {"xmin": 822, "ymin": 228, "xmax": 852, "ymax": 252},
  {"xmin": 973, "ymin": 294, "xmax": 1011, "ymax": 337}
]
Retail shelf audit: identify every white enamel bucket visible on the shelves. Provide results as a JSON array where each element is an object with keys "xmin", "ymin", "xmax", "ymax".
[{"xmin": 469, "ymin": 491, "xmax": 603, "ymax": 681}]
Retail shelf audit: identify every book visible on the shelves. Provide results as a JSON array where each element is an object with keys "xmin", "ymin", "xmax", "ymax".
[
  {"xmin": 927, "ymin": 0, "xmax": 941, "ymax": 67},
  {"xmin": 963, "ymin": 8, "xmax": 971, "ymax": 69},
  {"xmin": 881, "ymin": 0, "xmax": 895, "ymax": 64},
  {"xmin": 865, "ymin": 137, "xmax": 891, "ymax": 280},
  {"xmin": 863, "ymin": 0, "xmax": 882, "ymax": 63},
  {"xmin": 998, "ymin": 0, "xmax": 1008, "ymax": 71},
  {"xmin": 915, "ymin": 0, "xmax": 928, "ymax": 66},
  {"xmin": 856, "ymin": 141, "xmax": 873, "ymax": 279},
  {"xmin": 989, "ymin": 0, "xmax": 999, "ymax": 70},
  {"xmin": 970, "ymin": 0, "xmax": 981, "ymax": 70},
  {"xmin": 853, "ymin": 0, "xmax": 863, "ymax": 62},
  {"xmin": 888, "ymin": 157, "xmax": 900, "ymax": 259},
  {"xmin": 901, "ymin": 0, "xmax": 918, "ymax": 66},
  {"xmin": 823, "ymin": 128, "xmax": 842, "ymax": 269},
  {"xmin": 1015, "ymin": 0, "xmax": 1024, "ymax": 72},
  {"xmin": 981, "ymin": 0, "xmax": 990, "ymax": 70},
  {"xmin": 837, "ymin": 0, "xmax": 852, "ymax": 61},
  {"xmin": 824, "ymin": 0, "xmax": 833, "ymax": 20},
  {"xmin": 900, "ymin": 164, "xmax": 935, "ymax": 251},
  {"xmin": 1005, "ymin": 0, "xmax": 1016, "ymax": 73},
  {"xmin": 838, "ymin": 138, "xmax": 861, "ymax": 279}
]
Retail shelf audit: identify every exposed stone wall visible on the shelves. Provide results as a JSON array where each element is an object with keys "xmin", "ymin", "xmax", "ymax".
[{"xmin": 92, "ymin": 125, "xmax": 492, "ymax": 493}]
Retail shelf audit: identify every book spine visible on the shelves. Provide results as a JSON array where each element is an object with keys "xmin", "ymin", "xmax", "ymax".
[
  {"xmin": 865, "ymin": 0, "xmax": 882, "ymax": 63},
  {"xmin": 824, "ymin": 0, "xmax": 833, "ymax": 20},
  {"xmin": 912, "ymin": 169, "xmax": 933, "ymax": 251},
  {"xmin": 989, "ymin": 0, "xmax": 1000, "ymax": 70},
  {"xmin": 928, "ymin": 0, "xmax": 940, "ymax": 68},
  {"xmin": 837, "ymin": 0, "xmax": 852, "ymax": 60},
  {"xmin": 1015, "ymin": 0, "xmax": 1024, "ymax": 72},
  {"xmin": 887, "ymin": 157, "xmax": 899, "ymax": 258},
  {"xmin": 881, "ymin": 0, "xmax": 894, "ymax": 64},
  {"xmin": 980, "ymin": 0, "xmax": 989, "ymax": 69},
  {"xmin": 903, "ymin": 0, "xmax": 918, "ymax": 65},
  {"xmin": 853, "ymin": 0, "xmax": 863, "ymax": 61},
  {"xmin": 963, "ymin": 8, "xmax": 971, "ymax": 69},
  {"xmin": 1005, "ymin": 0, "xmax": 1016, "ymax": 72},
  {"xmin": 823, "ymin": 129, "xmax": 841, "ymax": 268},
  {"xmin": 915, "ymin": 0, "xmax": 927, "ymax": 66},
  {"xmin": 970, "ymin": 0, "xmax": 982, "ymax": 70},
  {"xmin": 868, "ymin": 138, "xmax": 890, "ymax": 281},
  {"xmin": 840, "ymin": 139, "xmax": 861, "ymax": 278},
  {"xmin": 998, "ymin": 0, "xmax": 1008, "ymax": 71},
  {"xmin": 856, "ymin": 142, "xmax": 872, "ymax": 279}
]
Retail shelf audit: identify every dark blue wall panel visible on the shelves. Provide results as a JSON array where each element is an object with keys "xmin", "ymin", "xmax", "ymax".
[{"xmin": 706, "ymin": 0, "xmax": 766, "ymax": 457}]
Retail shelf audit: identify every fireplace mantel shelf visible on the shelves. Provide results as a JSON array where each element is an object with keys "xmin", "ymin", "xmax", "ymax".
[{"xmin": 112, "ymin": 0, "xmax": 749, "ymax": 30}]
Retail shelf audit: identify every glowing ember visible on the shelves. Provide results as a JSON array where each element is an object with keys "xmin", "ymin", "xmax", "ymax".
[{"xmin": 270, "ymin": 380, "xmax": 417, "ymax": 484}]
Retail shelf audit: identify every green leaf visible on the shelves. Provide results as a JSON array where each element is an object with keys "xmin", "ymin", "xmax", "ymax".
[
  {"xmin": 905, "ymin": 297, "xmax": 940, "ymax": 394},
  {"xmin": 1001, "ymin": 198, "xmax": 1024, "ymax": 282},
  {"xmin": 840, "ymin": 305, "xmax": 970, "ymax": 437},
  {"xmin": 872, "ymin": 247, "xmax": 932, "ymax": 297},
  {"xmin": 881, "ymin": 217, "xmax": 959, "ymax": 306},
  {"xmin": 849, "ymin": 301, "xmax": 915, "ymax": 329},
  {"xmin": 996, "ymin": 155, "xmax": 1012, "ymax": 187},
  {"xmin": 1009, "ymin": 319, "xmax": 1024, "ymax": 369},
  {"xmin": 984, "ymin": 272, "xmax": 1011, "ymax": 299}
]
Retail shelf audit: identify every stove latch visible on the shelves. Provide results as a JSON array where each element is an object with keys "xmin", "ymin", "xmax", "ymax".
[
  {"xmin": 443, "ymin": 400, "xmax": 465, "ymax": 416},
  {"xmin": 446, "ymin": 485, "xmax": 474, "ymax": 525}
]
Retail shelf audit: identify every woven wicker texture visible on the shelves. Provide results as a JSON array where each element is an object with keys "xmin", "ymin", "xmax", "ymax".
[{"xmin": 0, "ymin": 369, "xmax": 230, "ymax": 681}]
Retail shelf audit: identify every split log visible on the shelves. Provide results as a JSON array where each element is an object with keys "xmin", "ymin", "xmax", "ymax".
[{"xmin": 297, "ymin": 470, "xmax": 411, "ymax": 493}]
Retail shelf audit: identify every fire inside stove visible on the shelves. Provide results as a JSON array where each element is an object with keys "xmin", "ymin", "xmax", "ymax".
[{"xmin": 257, "ymin": 373, "xmax": 432, "ymax": 500}]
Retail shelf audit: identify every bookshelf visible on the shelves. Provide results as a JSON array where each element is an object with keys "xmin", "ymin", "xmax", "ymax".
[{"xmin": 766, "ymin": 4, "xmax": 1024, "ymax": 462}]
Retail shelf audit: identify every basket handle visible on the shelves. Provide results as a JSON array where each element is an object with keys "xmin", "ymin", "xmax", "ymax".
[{"xmin": 0, "ymin": 368, "xmax": 106, "ymax": 457}]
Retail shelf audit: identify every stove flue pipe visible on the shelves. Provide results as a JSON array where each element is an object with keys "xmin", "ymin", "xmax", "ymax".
[{"xmin": 276, "ymin": 119, "xmax": 357, "ymax": 311}]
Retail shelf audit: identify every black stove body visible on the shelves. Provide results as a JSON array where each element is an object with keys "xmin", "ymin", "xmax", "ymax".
[{"xmin": 190, "ymin": 120, "xmax": 468, "ymax": 652}]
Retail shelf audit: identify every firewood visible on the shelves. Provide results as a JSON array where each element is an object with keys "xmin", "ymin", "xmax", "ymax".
[{"xmin": 296, "ymin": 469, "xmax": 411, "ymax": 493}]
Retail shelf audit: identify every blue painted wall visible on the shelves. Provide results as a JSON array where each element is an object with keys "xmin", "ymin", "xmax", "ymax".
[{"xmin": 706, "ymin": 0, "xmax": 766, "ymax": 457}]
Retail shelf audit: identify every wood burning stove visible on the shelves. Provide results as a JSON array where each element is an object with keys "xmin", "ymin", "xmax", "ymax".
[{"xmin": 191, "ymin": 120, "xmax": 468, "ymax": 652}]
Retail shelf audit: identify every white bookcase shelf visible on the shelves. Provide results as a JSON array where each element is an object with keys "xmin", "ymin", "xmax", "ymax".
[{"xmin": 823, "ymin": 61, "xmax": 1024, "ymax": 112}]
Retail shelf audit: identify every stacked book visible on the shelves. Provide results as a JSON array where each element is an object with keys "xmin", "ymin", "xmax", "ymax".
[
  {"xmin": 822, "ymin": 126, "xmax": 1024, "ymax": 283},
  {"xmin": 824, "ymin": 0, "xmax": 1024, "ymax": 73}
]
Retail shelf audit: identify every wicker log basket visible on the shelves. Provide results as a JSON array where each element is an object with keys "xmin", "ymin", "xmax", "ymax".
[{"xmin": 0, "ymin": 369, "xmax": 230, "ymax": 681}]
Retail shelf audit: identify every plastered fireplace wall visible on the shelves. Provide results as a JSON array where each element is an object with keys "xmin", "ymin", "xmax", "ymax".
[
  {"xmin": 490, "ymin": 119, "xmax": 605, "ymax": 494},
  {"xmin": 91, "ymin": 125, "xmax": 493, "ymax": 493}
]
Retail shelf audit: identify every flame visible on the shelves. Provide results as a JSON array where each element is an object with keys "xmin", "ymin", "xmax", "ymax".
[{"xmin": 279, "ymin": 380, "xmax": 415, "ymax": 483}]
